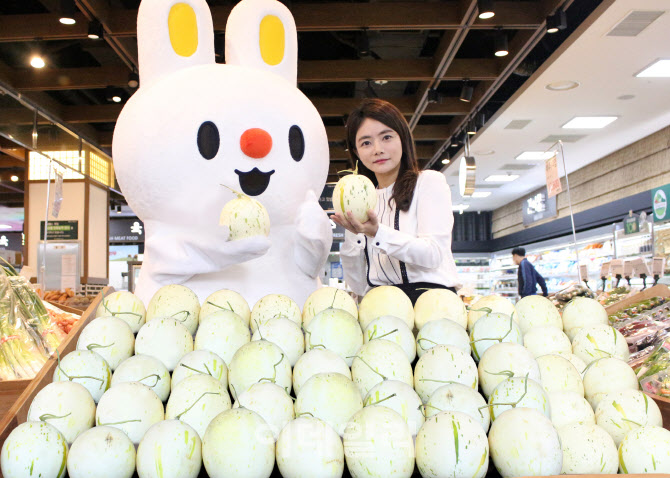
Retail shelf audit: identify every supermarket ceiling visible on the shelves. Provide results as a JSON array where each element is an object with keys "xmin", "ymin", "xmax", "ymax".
[
  {"xmin": 0, "ymin": 0, "xmax": 644, "ymax": 213},
  {"xmin": 0, "ymin": 0, "xmax": 593, "ymax": 205},
  {"xmin": 445, "ymin": 0, "xmax": 670, "ymax": 211}
]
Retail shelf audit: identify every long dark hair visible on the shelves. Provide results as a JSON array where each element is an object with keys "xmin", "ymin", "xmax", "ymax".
[{"xmin": 345, "ymin": 99, "xmax": 420, "ymax": 212}]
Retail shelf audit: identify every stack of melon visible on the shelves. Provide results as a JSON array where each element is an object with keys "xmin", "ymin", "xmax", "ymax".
[{"xmin": 2, "ymin": 284, "xmax": 669, "ymax": 478}]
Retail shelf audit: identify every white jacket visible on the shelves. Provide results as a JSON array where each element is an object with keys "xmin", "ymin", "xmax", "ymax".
[{"xmin": 340, "ymin": 170, "xmax": 460, "ymax": 296}]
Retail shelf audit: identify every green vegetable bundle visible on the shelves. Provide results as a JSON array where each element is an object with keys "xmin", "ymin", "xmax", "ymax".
[
  {"xmin": 0, "ymin": 260, "xmax": 65, "ymax": 355},
  {"xmin": 0, "ymin": 276, "xmax": 50, "ymax": 380}
]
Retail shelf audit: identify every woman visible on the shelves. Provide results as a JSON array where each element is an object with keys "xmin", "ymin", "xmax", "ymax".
[{"xmin": 332, "ymin": 99, "xmax": 460, "ymax": 305}]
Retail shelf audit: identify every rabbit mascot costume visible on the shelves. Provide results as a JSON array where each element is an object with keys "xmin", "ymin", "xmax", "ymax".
[{"xmin": 113, "ymin": 0, "xmax": 332, "ymax": 307}]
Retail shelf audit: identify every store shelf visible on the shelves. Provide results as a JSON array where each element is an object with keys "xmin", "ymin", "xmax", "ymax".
[{"xmin": 537, "ymin": 273, "xmax": 580, "ymax": 279}]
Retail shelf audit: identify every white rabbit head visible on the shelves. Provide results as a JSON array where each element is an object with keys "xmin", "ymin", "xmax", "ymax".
[{"xmin": 112, "ymin": 0, "xmax": 329, "ymax": 229}]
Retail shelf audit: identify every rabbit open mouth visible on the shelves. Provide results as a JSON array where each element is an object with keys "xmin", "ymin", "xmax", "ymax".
[{"xmin": 234, "ymin": 168, "xmax": 275, "ymax": 196}]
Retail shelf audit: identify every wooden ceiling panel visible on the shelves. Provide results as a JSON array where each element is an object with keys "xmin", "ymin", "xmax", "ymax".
[
  {"xmin": 0, "ymin": 0, "xmax": 572, "ymax": 193},
  {"xmin": 0, "ymin": 2, "xmax": 546, "ymax": 43}
]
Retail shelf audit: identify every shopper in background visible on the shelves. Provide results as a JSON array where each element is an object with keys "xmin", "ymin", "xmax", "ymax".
[
  {"xmin": 332, "ymin": 99, "xmax": 460, "ymax": 305},
  {"xmin": 512, "ymin": 247, "xmax": 548, "ymax": 298}
]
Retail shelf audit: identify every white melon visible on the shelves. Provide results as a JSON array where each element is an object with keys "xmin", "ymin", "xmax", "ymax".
[
  {"xmin": 416, "ymin": 411, "xmax": 489, "ymax": 478},
  {"xmin": 358, "ymin": 285, "xmax": 414, "ymax": 331},
  {"xmin": 96, "ymin": 290, "xmax": 146, "ymax": 333},
  {"xmin": 250, "ymin": 293, "xmax": 302, "ymax": 332},
  {"xmin": 572, "ymin": 324, "xmax": 630, "ymax": 365},
  {"xmin": 332, "ymin": 171, "xmax": 377, "ymax": 223},
  {"xmin": 467, "ymin": 294, "xmax": 516, "ymax": 330},
  {"xmin": 417, "ymin": 318, "xmax": 471, "ymax": 358},
  {"xmin": 469, "ymin": 312, "xmax": 522, "ymax": 362},
  {"xmin": 414, "ymin": 288, "xmax": 466, "ymax": 330},
  {"xmin": 561, "ymin": 297, "xmax": 608, "ymax": 341},
  {"xmin": 514, "ymin": 295, "xmax": 563, "ymax": 334},
  {"xmin": 548, "ymin": 391, "xmax": 595, "ymax": 429},
  {"xmin": 364, "ymin": 315, "xmax": 416, "ymax": 362},
  {"xmin": 219, "ymin": 189, "xmax": 270, "ymax": 240},
  {"xmin": 302, "ymin": 287, "xmax": 358, "ymax": 327},
  {"xmin": 477, "ymin": 342, "xmax": 540, "ymax": 398},
  {"xmin": 414, "ymin": 345, "xmax": 478, "ymax": 403},
  {"xmin": 199, "ymin": 288, "xmax": 250, "ymax": 326},
  {"xmin": 523, "ymin": 325, "xmax": 571, "ymax": 358},
  {"xmin": 145, "ymin": 284, "xmax": 200, "ymax": 335},
  {"xmin": 194, "ymin": 309, "xmax": 250, "ymax": 366}
]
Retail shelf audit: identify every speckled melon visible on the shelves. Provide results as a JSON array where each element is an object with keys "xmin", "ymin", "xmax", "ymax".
[
  {"xmin": 332, "ymin": 172, "xmax": 377, "ymax": 223},
  {"xmin": 219, "ymin": 189, "xmax": 270, "ymax": 240}
]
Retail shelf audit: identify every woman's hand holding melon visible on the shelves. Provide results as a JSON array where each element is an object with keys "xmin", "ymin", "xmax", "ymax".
[{"xmin": 332, "ymin": 209, "xmax": 379, "ymax": 237}]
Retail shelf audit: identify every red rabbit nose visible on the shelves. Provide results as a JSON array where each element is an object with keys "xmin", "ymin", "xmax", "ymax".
[{"xmin": 240, "ymin": 128, "xmax": 273, "ymax": 159}]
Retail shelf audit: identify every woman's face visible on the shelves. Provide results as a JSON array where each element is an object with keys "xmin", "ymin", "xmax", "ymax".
[{"xmin": 354, "ymin": 118, "xmax": 403, "ymax": 181}]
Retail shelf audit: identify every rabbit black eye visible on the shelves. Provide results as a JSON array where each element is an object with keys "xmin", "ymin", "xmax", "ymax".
[
  {"xmin": 197, "ymin": 121, "xmax": 219, "ymax": 160},
  {"xmin": 289, "ymin": 125, "xmax": 304, "ymax": 162}
]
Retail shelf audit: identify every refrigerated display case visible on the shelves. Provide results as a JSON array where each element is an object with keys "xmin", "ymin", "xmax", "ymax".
[
  {"xmin": 489, "ymin": 253, "xmax": 518, "ymax": 301},
  {"xmin": 454, "ymin": 254, "xmax": 491, "ymax": 297}
]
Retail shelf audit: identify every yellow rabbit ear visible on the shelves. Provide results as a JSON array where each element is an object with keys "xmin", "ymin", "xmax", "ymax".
[
  {"xmin": 259, "ymin": 15, "xmax": 285, "ymax": 66},
  {"xmin": 137, "ymin": 0, "xmax": 215, "ymax": 88},
  {"xmin": 225, "ymin": 0, "xmax": 297, "ymax": 85},
  {"xmin": 168, "ymin": 3, "xmax": 199, "ymax": 58}
]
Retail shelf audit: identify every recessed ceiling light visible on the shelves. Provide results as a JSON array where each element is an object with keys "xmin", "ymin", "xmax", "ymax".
[
  {"xmin": 472, "ymin": 149, "xmax": 495, "ymax": 156},
  {"xmin": 515, "ymin": 151, "xmax": 555, "ymax": 160},
  {"xmin": 472, "ymin": 191, "xmax": 492, "ymax": 198},
  {"xmin": 636, "ymin": 59, "xmax": 670, "ymax": 78},
  {"xmin": 562, "ymin": 116, "xmax": 618, "ymax": 129},
  {"xmin": 617, "ymin": 94, "xmax": 635, "ymax": 100},
  {"xmin": 374, "ymin": 79, "xmax": 388, "ymax": 85},
  {"xmin": 10, "ymin": 175, "xmax": 19, "ymax": 182},
  {"xmin": 477, "ymin": 0, "xmax": 495, "ymax": 19},
  {"xmin": 545, "ymin": 80, "xmax": 580, "ymax": 91},
  {"xmin": 485, "ymin": 174, "xmax": 519, "ymax": 182},
  {"xmin": 30, "ymin": 56, "xmax": 45, "ymax": 68}
]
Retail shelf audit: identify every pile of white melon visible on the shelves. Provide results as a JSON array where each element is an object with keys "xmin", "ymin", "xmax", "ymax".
[{"xmin": 2, "ymin": 285, "xmax": 669, "ymax": 478}]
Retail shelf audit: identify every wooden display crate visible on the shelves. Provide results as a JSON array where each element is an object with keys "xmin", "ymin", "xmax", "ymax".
[
  {"xmin": 0, "ymin": 287, "xmax": 109, "ymax": 453},
  {"xmin": 0, "ymin": 302, "xmax": 84, "ymax": 424},
  {"xmin": 0, "ymin": 286, "xmax": 669, "ymax": 478},
  {"xmin": 605, "ymin": 284, "xmax": 670, "ymax": 315}
]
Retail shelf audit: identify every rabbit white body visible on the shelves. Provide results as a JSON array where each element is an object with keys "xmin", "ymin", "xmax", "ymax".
[{"xmin": 112, "ymin": 0, "xmax": 332, "ymax": 307}]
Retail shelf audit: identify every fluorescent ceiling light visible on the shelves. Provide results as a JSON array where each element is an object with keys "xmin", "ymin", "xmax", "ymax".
[
  {"xmin": 452, "ymin": 204, "xmax": 470, "ymax": 211},
  {"xmin": 515, "ymin": 151, "xmax": 556, "ymax": 160},
  {"xmin": 472, "ymin": 191, "xmax": 492, "ymax": 198},
  {"xmin": 562, "ymin": 116, "xmax": 618, "ymax": 129},
  {"xmin": 636, "ymin": 59, "xmax": 670, "ymax": 78},
  {"xmin": 0, "ymin": 225, "xmax": 12, "ymax": 229},
  {"xmin": 485, "ymin": 174, "xmax": 519, "ymax": 182}
]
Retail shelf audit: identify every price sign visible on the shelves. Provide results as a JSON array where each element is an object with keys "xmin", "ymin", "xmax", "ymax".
[
  {"xmin": 652, "ymin": 257, "xmax": 666, "ymax": 276},
  {"xmin": 623, "ymin": 260, "xmax": 634, "ymax": 277},
  {"xmin": 632, "ymin": 258, "xmax": 651, "ymax": 277},
  {"xmin": 623, "ymin": 215, "xmax": 640, "ymax": 235},
  {"xmin": 610, "ymin": 259, "xmax": 624, "ymax": 277},
  {"xmin": 579, "ymin": 264, "xmax": 588, "ymax": 281},
  {"xmin": 600, "ymin": 261, "xmax": 611, "ymax": 278}
]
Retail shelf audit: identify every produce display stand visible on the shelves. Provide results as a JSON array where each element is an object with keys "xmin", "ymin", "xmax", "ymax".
[
  {"xmin": 0, "ymin": 287, "xmax": 110, "ymax": 453},
  {"xmin": 0, "ymin": 301, "xmax": 83, "ymax": 425},
  {"xmin": 0, "ymin": 285, "xmax": 669, "ymax": 477},
  {"xmin": 603, "ymin": 283, "xmax": 670, "ymax": 434},
  {"xmin": 604, "ymin": 284, "xmax": 670, "ymax": 315}
]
